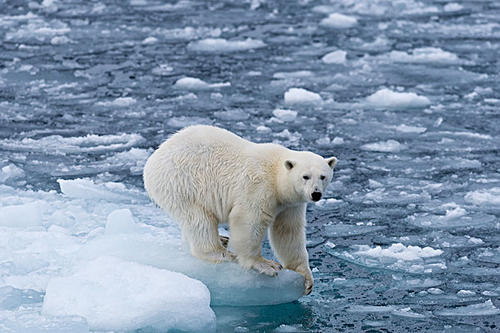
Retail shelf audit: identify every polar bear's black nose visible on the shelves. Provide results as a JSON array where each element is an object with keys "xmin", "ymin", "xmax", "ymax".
[{"xmin": 311, "ymin": 192, "xmax": 322, "ymax": 201}]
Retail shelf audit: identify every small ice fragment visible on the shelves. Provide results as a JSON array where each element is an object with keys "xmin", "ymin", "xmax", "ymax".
[
  {"xmin": 51, "ymin": 36, "xmax": 71, "ymax": 45},
  {"xmin": 395, "ymin": 124, "xmax": 426, "ymax": 133},
  {"xmin": 444, "ymin": 3, "xmax": 463, "ymax": 11},
  {"xmin": 187, "ymin": 38, "xmax": 266, "ymax": 53},
  {"xmin": 142, "ymin": 36, "xmax": 158, "ymax": 45},
  {"xmin": 173, "ymin": 77, "xmax": 230, "ymax": 90},
  {"xmin": 284, "ymin": 88, "xmax": 322, "ymax": 105},
  {"xmin": 325, "ymin": 241, "xmax": 336, "ymax": 248},
  {"xmin": 256, "ymin": 125, "xmax": 272, "ymax": 133},
  {"xmin": 322, "ymin": 50, "xmax": 346, "ymax": 64},
  {"xmin": 427, "ymin": 288, "xmax": 444, "ymax": 295},
  {"xmin": 96, "ymin": 97, "xmax": 137, "ymax": 107},
  {"xmin": 457, "ymin": 290, "xmax": 476, "ymax": 297},
  {"xmin": 332, "ymin": 137, "xmax": 344, "ymax": 145},
  {"xmin": 365, "ymin": 89, "xmax": 430, "ymax": 109},
  {"xmin": 361, "ymin": 140, "xmax": 404, "ymax": 153},
  {"xmin": 320, "ymin": 13, "xmax": 357, "ymax": 29},
  {"xmin": 347, "ymin": 305, "xmax": 396, "ymax": 313},
  {"xmin": 272, "ymin": 109, "xmax": 297, "ymax": 122},
  {"xmin": 464, "ymin": 188, "xmax": 500, "ymax": 206},
  {"xmin": 42, "ymin": 256, "xmax": 215, "ymax": 332},
  {"xmin": 388, "ymin": 48, "xmax": 460, "ymax": 64},
  {"xmin": 355, "ymin": 243, "xmax": 442, "ymax": 261}
]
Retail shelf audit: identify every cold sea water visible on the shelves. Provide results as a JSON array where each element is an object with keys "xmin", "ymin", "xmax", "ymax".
[{"xmin": 0, "ymin": 0, "xmax": 499, "ymax": 332}]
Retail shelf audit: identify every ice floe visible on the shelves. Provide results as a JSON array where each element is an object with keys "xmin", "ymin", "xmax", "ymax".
[
  {"xmin": 320, "ymin": 13, "xmax": 357, "ymax": 29},
  {"xmin": 388, "ymin": 47, "xmax": 462, "ymax": 64},
  {"xmin": 329, "ymin": 243, "xmax": 446, "ymax": 274},
  {"xmin": 284, "ymin": 88, "xmax": 322, "ymax": 105},
  {"xmin": 365, "ymin": 89, "xmax": 431, "ymax": 109},
  {"xmin": 174, "ymin": 77, "xmax": 231, "ymax": 90},
  {"xmin": 361, "ymin": 140, "xmax": 404, "ymax": 153},
  {"xmin": 435, "ymin": 300, "xmax": 500, "ymax": 316},
  {"xmin": 321, "ymin": 50, "xmax": 347, "ymax": 64},
  {"xmin": 42, "ymin": 256, "xmax": 215, "ymax": 332},
  {"xmin": 187, "ymin": 38, "xmax": 266, "ymax": 53}
]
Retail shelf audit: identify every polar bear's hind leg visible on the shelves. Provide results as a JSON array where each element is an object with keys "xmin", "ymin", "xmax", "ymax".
[{"xmin": 180, "ymin": 207, "xmax": 236, "ymax": 263}]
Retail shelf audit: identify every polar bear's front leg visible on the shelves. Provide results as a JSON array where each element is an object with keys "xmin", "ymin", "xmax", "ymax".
[
  {"xmin": 229, "ymin": 205, "xmax": 283, "ymax": 276},
  {"xmin": 269, "ymin": 205, "xmax": 313, "ymax": 295}
]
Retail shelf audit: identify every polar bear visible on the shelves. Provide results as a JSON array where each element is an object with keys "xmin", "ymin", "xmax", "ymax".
[{"xmin": 143, "ymin": 125, "xmax": 337, "ymax": 294}]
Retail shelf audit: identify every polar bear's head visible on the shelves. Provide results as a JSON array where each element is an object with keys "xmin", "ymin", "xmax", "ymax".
[{"xmin": 283, "ymin": 152, "xmax": 337, "ymax": 203}]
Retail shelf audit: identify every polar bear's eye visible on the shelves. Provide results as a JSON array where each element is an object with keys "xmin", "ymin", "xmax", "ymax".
[
  {"xmin": 320, "ymin": 175, "xmax": 326, "ymax": 180},
  {"xmin": 303, "ymin": 175, "xmax": 310, "ymax": 180}
]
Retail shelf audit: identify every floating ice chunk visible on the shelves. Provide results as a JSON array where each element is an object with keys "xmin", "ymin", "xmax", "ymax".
[
  {"xmin": 394, "ymin": 124, "xmax": 426, "ymax": 133},
  {"xmin": 321, "ymin": 50, "xmax": 346, "ymax": 64},
  {"xmin": 464, "ymin": 188, "xmax": 500, "ymax": 207},
  {"xmin": 408, "ymin": 204, "xmax": 496, "ymax": 229},
  {"xmin": 187, "ymin": 38, "xmax": 266, "ymax": 53},
  {"xmin": 57, "ymin": 178, "xmax": 147, "ymax": 203},
  {"xmin": 427, "ymin": 288, "xmax": 444, "ymax": 295},
  {"xmin": 273, "ymin": 71, "xmax": 313, "ymax": 79},
  {"xmin": 256, "ymin": 125, "xmax": 272, "ymax": 133},
  {"xmin": 142, "ymin": 36, "xmax": 158, "ymax": 44},
  {"xmin": 444, "ymin": 3, "xmax": 463, "ymax": 12},
  {"xmin": 174, "ymin": 77, "xmax": 230, "ymax": 90},
  {"xmin": 320, "ymin": 13, "xmax": 357, "ymax": 29},
  {"xmin": 355, "ymin": 243, "xmax": 443, "ymax": 261},
  {"xmin": 361, "ymin": 140, "xmax": 404, "ymax": 152},
  {"xmin": 332, "ymin": 137, "xmax": 344, "ymax": 145},
  {"xmin": 96, "ymin": 97, "xmax": 137, "ymax": 107},
  {"xmin": 388, "ymin": 47, "xmax": 461, "ymax": 64},
  {"xmin": 50, "ymin": 35, "xmax": 71, "ymax": 45},
  {"xmin": 457, "ymin": 290, "xmax": 476, "ymax": 297},
  {"xmin": 42, "ymin": 256, "xmax": 215, "ymax": 332},
  {"xmin": 347, "ymin": 305, "xmax": 396, "ymax": 313},
  {"xmin": 330, "ymin": 243, "xmax": 445, "ymax": 274},
  {"xmin": 0, "ymin": 202, "xmax": 42, "ymax": 228},
  {"xmin": 284, "ymin": 88, "xmax": 322, "ymax": 105},
  {"xmin": 365, "ymin": 89, "xmax": 430, "ymax": 109},
  {"xmin": 435, "ymin": 300, "xmax": 500, "ymax": 316},
  {"xmin": 0, "ymin": 133, "xmax": 145, "ymax": 154},
  {"xmin": 0, "ymin": 164, "xmax": 24, "ymax": 183},
  {"xmin": 324, "ymin": 223, "xmax": 386, "ymax": 237},
  {"xmin": 272, "ymin": 109, "xmax": 297, "ymax": 122}
]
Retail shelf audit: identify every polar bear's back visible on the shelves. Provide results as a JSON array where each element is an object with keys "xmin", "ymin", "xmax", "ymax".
[{"xmin": 143, "ymin": 125, "xmax": 279, "ymax": 222}]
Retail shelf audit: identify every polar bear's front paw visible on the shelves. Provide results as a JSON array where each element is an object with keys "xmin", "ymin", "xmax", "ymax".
[
  {"xmin": 219, "ymin": 235, "xmax": 230, "ymax": 248},
  {"xmin": 251, "ymin": 258, "xmax": 283, "ymax": 277}
]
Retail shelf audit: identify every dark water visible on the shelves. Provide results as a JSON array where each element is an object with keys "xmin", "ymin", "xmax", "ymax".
[{"xmin": 1, "ymin": 0, "xmax": 499, "ymax": 332}]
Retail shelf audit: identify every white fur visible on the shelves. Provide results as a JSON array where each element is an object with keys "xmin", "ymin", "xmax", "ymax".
[{"xmin": 143, "ymin": 125, "xmax": 337, "ymax": 294}]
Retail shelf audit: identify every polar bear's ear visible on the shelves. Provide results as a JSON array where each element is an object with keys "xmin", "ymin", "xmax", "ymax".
[
  {"xmin": 326, "ymin": 156, "xmax": 338, "ymax": 169},
  {"xmin": 284, "ymin": 160, "xmax": 296, "ymax": 170}
]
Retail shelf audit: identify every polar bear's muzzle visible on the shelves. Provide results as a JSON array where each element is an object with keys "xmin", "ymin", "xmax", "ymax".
[{"xmin": 311, "ymin": 191, "xmax": 322, "ymax": 202}]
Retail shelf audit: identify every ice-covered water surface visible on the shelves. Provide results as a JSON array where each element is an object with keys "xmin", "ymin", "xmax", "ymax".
[{"xmin": 1, "ymin": 0, "xmax": 499, "ymax": 332}]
